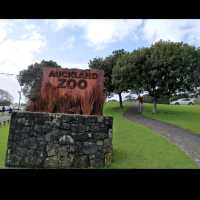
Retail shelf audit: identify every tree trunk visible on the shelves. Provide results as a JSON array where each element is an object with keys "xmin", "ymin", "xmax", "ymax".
[
  {"xmin": 152, "ymin": 97, "xmax": 157, "ymax": 113},
  {"xmin": 118, "ymin": 92, "xmax": 123, "ymax": 108}
]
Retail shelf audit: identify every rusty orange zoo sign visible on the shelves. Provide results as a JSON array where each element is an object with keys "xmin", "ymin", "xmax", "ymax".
[{"xmin": 26, "ymin": 67, "xmax": 105, "ymax": 115}]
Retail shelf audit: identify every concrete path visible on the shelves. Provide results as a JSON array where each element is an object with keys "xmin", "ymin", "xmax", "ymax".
[{"xmin": 124, "ymin": 105, "xmax": 200, "ymax": 166}]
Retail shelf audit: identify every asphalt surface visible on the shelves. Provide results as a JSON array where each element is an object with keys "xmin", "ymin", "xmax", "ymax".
[{"xmin": 124, "ymin": 105, "xmax": 200, "ymax": 166}]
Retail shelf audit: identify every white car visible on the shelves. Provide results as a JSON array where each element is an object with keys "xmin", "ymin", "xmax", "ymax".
[
  {"xmin": 170, "ymin": 98, "xmax": 195, "ymax": 105},
  {"xmin": 123, "ymin": 95, "xmax": 137, "ymax": 101},
  {"xmin": 106, "ymin": 92, "xmax": 137, "ymax": 102},
  {"xmin": 106, "ymin": 94, "xmax": 119, "ymax": 102}
]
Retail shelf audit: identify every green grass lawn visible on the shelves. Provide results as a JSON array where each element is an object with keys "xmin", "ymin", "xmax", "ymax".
[
  {"xmin": 103, "ymin": 102, "xmax": 198, "ymax": 168},
  {"xmin": 142, "ymin": 103, "xmax": 200, "ymax": 135},
  {"xmin": 0, "ymin": 125, "xmax": 9, "ymax": 168},
  {"xmin": 0, "ymin": 102, "xmax": 198, "ymax": 168}
]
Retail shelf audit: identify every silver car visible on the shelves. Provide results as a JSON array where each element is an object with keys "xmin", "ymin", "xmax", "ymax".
[{"xmin": 170, "ymin": 98, "xmax": 195, "ymax": 105}]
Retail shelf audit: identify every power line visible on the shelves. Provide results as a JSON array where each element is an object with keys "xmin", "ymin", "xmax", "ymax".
[{"xmin": 0, "ymin": 73, "xmax": 17, "ymax": 76}]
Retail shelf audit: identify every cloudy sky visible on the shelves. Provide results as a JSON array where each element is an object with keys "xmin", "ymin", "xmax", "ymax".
[{"xmin": 1, "ymin": 19, "xmax": 200, "ymax": 103}]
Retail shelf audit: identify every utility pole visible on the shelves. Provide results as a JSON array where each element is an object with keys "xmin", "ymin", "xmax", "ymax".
[{"xmin": 18, "ymin": 89, "xmax": 22, "ymax": 110}]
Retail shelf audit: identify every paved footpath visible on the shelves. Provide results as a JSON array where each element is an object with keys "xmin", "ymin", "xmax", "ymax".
[{"xmin": 124, "ymin": 105, "xmax": 200, "ymax": 166}]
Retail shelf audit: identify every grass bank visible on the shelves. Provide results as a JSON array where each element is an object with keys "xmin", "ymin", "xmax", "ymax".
[
  {"xmin": 104, "ymin": 102, "xmax": 198, "ymax": 168},
  {"xmin": 0, "ymin": 125, "xmax": 9, "ymax": 168},
  {"xmin": 142, "ymin": 103, "xmax": 200, "ymax": 135}
]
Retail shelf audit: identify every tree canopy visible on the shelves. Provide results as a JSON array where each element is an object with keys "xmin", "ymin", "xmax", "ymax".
[
  {"xmin": 89, "ymin": 49, "xmax": 127, "ymax": 108},
  {"xmin": 18, "ymin": 60, "xmax": 61, "ymax": 101},
  {"xmin": 112, "ymin": 40, "xmax": 200, "ymax": 112},
  {"xmin": 112, "ymin": 49, "xmax": 147, "ymax": 96},
  {"xmin": 0, "ymin": 89, "xmax": 14, "ymax": 106}
]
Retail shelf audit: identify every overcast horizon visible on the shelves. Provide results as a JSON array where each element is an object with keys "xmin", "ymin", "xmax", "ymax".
[{"xmin": 1, "ymin": 19, "xmax": 200, "ymax": 103}]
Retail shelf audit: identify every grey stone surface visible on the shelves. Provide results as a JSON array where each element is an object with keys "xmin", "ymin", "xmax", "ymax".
[{"xmin": 6, "ymin": 111, "xmax": 113, "ymax": 168}]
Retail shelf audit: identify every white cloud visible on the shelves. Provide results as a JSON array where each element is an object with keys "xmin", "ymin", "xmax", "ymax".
[
  {"xmin": 53, "ymin": 19, "xmax": 86, "ymax": 30},
  {"xmin": 0, "ymin": 20, "xmax": 13, "ymax": 44},
  {"xmin": 142, "ymin": 19, "xmax": 200, "ymax": 46},
  {"xmin": 83, "ymin": 20, "xmax": 142, "ymax": 49},
  {"xmin": 0, "ymin": 21, "xmax": 46, "ymax": 103},
  {"xmin": 52, "ymin": 19, "xmax": 143, "ymax": 49},
  {"xmin": 59, "ymin": 62, "xmax": 88, "ymax": 70},
  {"xmin": 24, "ymin": 24, "xmax": 37, "ymax": 31},
  {"xmin": 52, "ymin": 19, "xmax": 200, "ymax": 48},
  {"xmin": 0, "ymin": 29, "xmax": 46, "ymax": 75},
  {"xmin": 64, "ymin": 35, "xmax": 75, "ymax": 48}
]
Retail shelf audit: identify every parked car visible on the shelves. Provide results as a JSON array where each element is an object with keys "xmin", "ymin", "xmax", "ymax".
[
  {"xmin": 106, "ymin": 94, "xmax": 119, "ymax": 102},
  {"xmin": 170, "ymin": 98, "xmax": 195, "ymax": 105},
  {"xmin": 106, "ymin": 92, "xmax": 137, "ymax": 102},
  {"xmin": 124, "ymin": 95, "xmax": 137, "ymax": 101}
]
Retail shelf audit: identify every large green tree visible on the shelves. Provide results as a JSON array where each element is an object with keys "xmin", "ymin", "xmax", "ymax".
[
  {"xmin": 123, "ymin": 40, "xmax": 200, "ymax": 113},
  {"xmin": 147, "ymin": 40, "xmax": 200, "ymax": 113},
  {"xmin": 0, "ymin": 89, "xmax": 14, "ymax": 106},
  {"xmin": 17, "ymin": 60, "xmax": 61, "ymax": 101},
  {"xmin": 89, "ymin": 49, "xmax": 127, "ymax": 108},
  {"xmin": 112, "ymin": 49, "xmax": 147, "ymax": 98},
  {"xmin": 88, "ymin": 57, "xmax": 114, "ymax": 96}
]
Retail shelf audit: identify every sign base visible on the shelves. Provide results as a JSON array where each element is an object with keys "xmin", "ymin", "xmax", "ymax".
[{"xmin": 6, "ymin": 112, "xmax": 113, "ymax": 168}]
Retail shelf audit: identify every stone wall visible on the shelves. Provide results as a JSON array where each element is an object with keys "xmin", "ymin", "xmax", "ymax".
[{"xmin": 6, "ymin": 112, "xmax": 113, "ymax": 168}]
